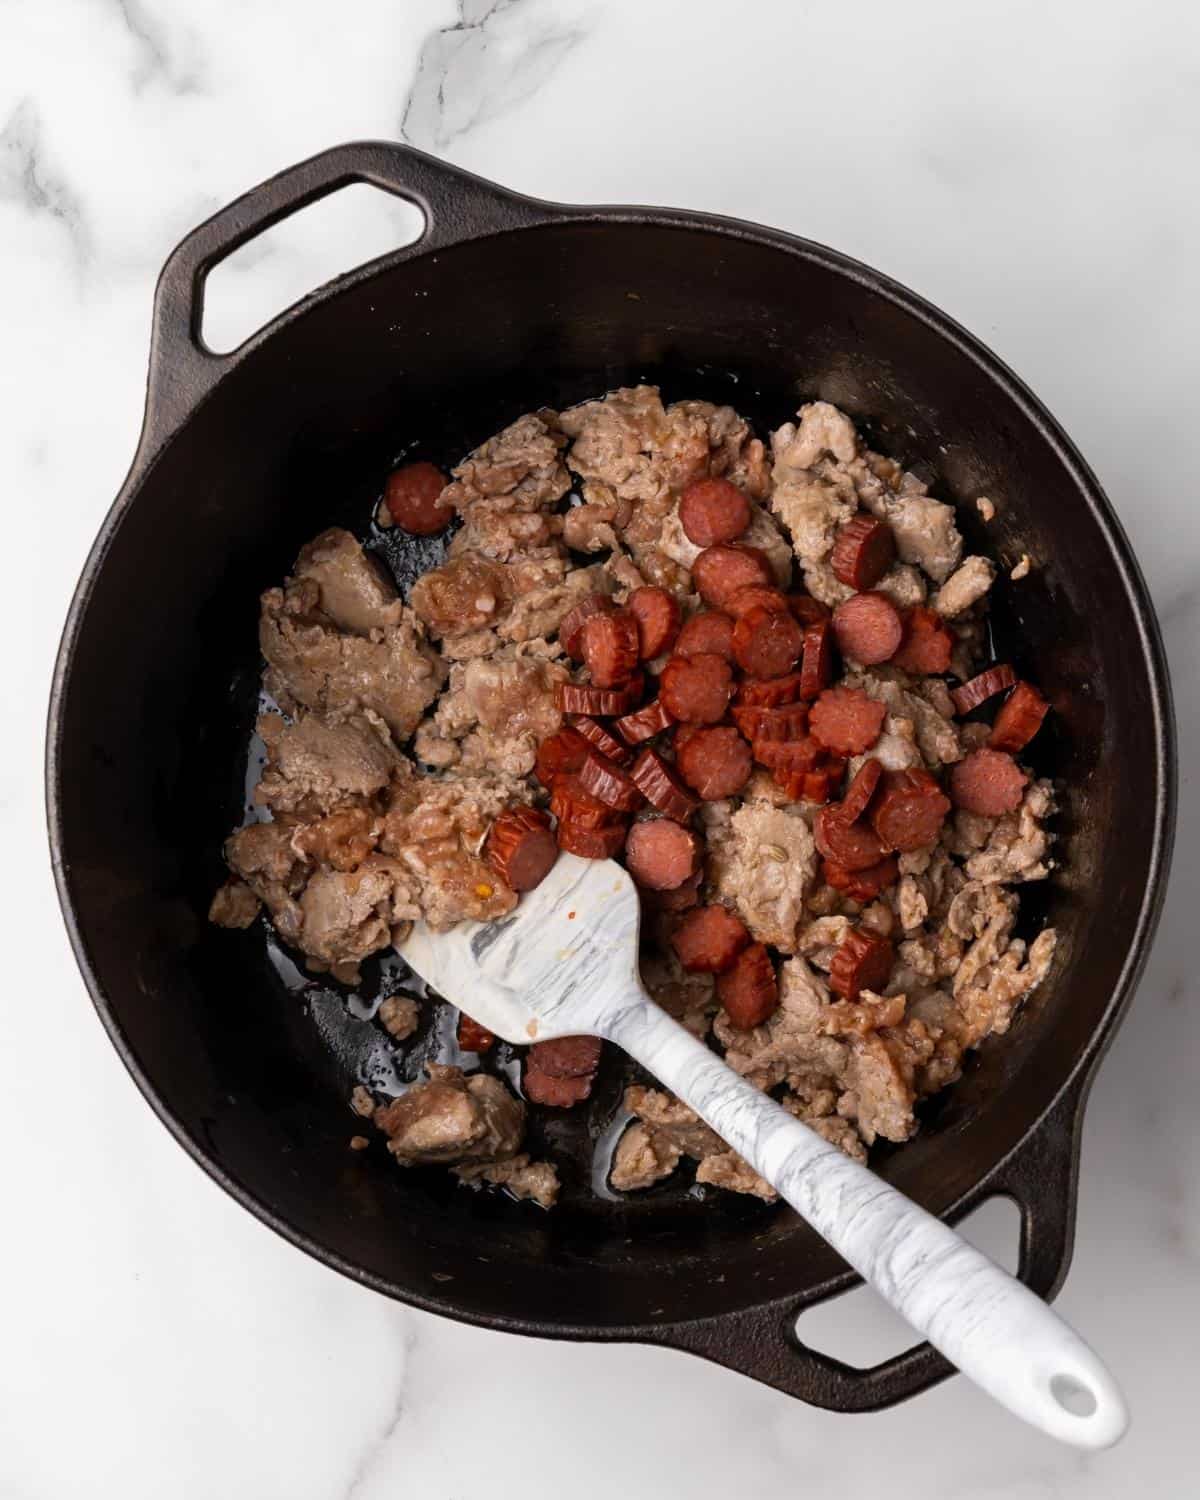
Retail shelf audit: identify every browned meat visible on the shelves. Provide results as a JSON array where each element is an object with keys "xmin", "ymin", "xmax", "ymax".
[
  {"xmin": 413, "ymin": 653, "xmax": 567, "ymax": 776},
  {"xmin": 208, "ymin": 878, "xmax": 260, "ymax": 929},
  {"xmin": 290, "ymin": 527, "xmax": 405, "ymax": 635},
  {"xmin": 255, "ymin": 710, "xmax": 403, "ymax": 816},
  {"xmin": 377, "ymin": 994, "xmax": 421, "ymax": 1040},
  {"xmin": 454, "ymin": 1153, "xmax": 560, "ymax": 1208},
  {"xmin": 442, "ymin": 411, "xmax": 572, "ymax": 559},
  {"xmin": 611, "ymin": 1085, "xmax": 775, "ymax": 1200},
  {"xmin": 297, "ymin": 854, "xmax": 420, "ymax": 973},
  {"xmin": 223, "ymin": 818, "xmax": 310, "ymax": 944},
  {"xmin": 374, "ymin": 1064, "xmax": 525, "ymax": 1166}
]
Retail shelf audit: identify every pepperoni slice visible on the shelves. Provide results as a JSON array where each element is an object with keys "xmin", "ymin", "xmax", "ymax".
[
  {"xmin": 795, "ymin": 763, "xmax": 844, "ymax": 804},
  {"xmin": 737, "ymin": 671, "xmax": 805, "ymax": 707},
  {"xmin": 814, "ymin": 804, "xmax": 889, "ymax": 871},
  {"xmin": 950, "ymin": 664, "xmax": 1017, "ymax": 716},
  {"xmin": 691, "ymin": 544, "xmax": 775, "ymax": 609},
  {"xmin": 670, "ymin": 905, "xmax": 750, "ymax": 973},
  {"xmin": 787, "ymin": 594, "xmax": 831, "ymax": 627},
  {"xmin": 890, "ymin": 605, "xmax": 954, "ymax": 675},
  {"xmin": 831, "ymin": 513, "xmax": 896, "ymax": 591},
  {"xmin": 556, "ymin": 819, "xmax": 628, "ymax": 859},
  {"xmin": 535, "ymin": 727, "xmax": 589, "ymax": 788},
  {"xmin": 949, "ymin": 748, "xmax": 1028, "ymax": 816},
  {"xmin": 832, "ymin": 591, "xmax": 904, "ymax": 665},
  {"xmin": 531, "ymin": 1035, "xmax": 603, "ymax": 1078},
  {"xmin": 615, "ymin": 698, "xmax": 675, "ymax": 744},
  {"xmin": 675, "ymin": 610, "xmax": 735, "ymax": 661},
  {"xmin": 809, "ymin": 686, "xmax": 887, "ymax": 755},
  {"xmin": 550, "ymin": 773, "xmax": 624, "ymax": 831},
  {"xmin": 869, "ymin": 768, "xmax": 951, "ymax": 852},
  {"xmin": 486, "ymin": 805, "xmax": 558, "ymax": 892},
  {"xmin": 579, "ymin": 752, "xmax": 645, "ymax": 813},
  {"xmin": 658, "ymin": 653, "xmax": 734, "ymax": 724},
  {"xmin": 717, "ymin": 943, "xmax": 779, "ymax": 1029},
  {"xmin": 726, "ymin": 584, "xmax": 790, "ymax": 619},
  {"xmin": 556, "ymin": 675, "xmax": 644, "ymax": 717},
  {"xmin": 822, "ymin": 856, "xmax": 900, "ymax": 902},
  {"xmin": 990, "ymin": 681, "xmax": 1050, "ymax": 753},
  {"xmin": 732, "ymin": 603, "xmax": 805, "ymax": 679},
  {"xmin": 676, "ymin": 726, "xmax": 753, "ymax": 800},
  {"xmin": 679, "ymin": 476, "xmax": 753, "ymax": 547},
  {"xmin": 570, "ymin": 715, "xmax": 634, "ymax": 765},
  {"xmin": 581, "ymin": 608, "xmax": 641, "ymax": 688},
  {"xmin": 799, "ymin": 618, "xmax": 835, "ymax": 699},
  {"xmin": 730, "ymin": 703, "xmax": 809, "ymax": 742},
  {"xmin": 457, "ymin": 1014, "xmax": 496, "ymax": 1053},
  {"xmin": 559, "ymin": 592, "xmax": 615, "ymax": 659},
  {"xmin": 624, "ymin": 818, "xmax": 702, "ymax": 890},
  {"xmin": 752, "ymin": 736, "xmax": 824, "ymax": 773},
  {"xmin": 383, "ymin": 461, "xmax": 452, "ymax": 535},
  {"xmin": 630, "ymin": 747, "xmax": 700, "ymax": 823},
  {"xmin": 523, "ymin": 1065, "xmax": 592, "ymax": 1106},
  {"xmin": 838, "ymin": 757, "xmax": 883, "ymax": 823},
  {"xmin": 627, "ymin": 586, "xmax": 682, "ymax": 660},
  {"xmin": 829, "ymin": 929, "xmax": 896, "ymax": 1001}
]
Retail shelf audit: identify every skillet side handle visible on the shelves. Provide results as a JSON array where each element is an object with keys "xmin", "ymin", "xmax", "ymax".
[
  {"xmin": 641, "ymin": 1078, "xmax": 1086, "ymax": 1413},
  {"xmin": 141, "ymin": 141, "xmax": 559, "ymax": 452}
]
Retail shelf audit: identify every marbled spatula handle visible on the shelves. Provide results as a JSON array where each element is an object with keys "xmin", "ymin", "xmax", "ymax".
[{"xmin": 604, "ymin": 989, "xmax": 1128, "ymax": 1449}]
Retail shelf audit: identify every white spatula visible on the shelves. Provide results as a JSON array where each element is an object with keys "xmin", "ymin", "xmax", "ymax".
[{"xmin": 399, "ymin": 852, "xmax": 1127, "ymax": 1447}]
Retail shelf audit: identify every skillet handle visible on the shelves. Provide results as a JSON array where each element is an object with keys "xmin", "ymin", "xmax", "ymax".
[
  {"xmin": 141, "ymin": 141, "xmax": 558, "ymax": 450},
  {"xmin": 642, "ymin": 1078, "xmax": 1088, "ymax": 1415}
]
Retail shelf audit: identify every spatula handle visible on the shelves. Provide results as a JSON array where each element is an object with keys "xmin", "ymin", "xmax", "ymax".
[{"xmin": 604, "ymin": 990, "xmax": 1127, "ymax": 1449}]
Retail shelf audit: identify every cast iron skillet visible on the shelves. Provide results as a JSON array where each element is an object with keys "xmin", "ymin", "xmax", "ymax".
[{"xmin": 47, "ymin": 142, "xmax": 1175, "ymax": 1412}]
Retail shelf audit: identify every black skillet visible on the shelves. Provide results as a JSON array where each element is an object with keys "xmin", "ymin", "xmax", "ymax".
[{"xmin": 46, "ymin": 142, "xmax": 1175, "ymax": 1411}]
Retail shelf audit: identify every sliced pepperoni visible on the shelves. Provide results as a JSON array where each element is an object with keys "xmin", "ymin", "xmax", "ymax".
[
  {"xmin": 523, "ymin": 1065, "xmax": 592, "ymax": 1106},
  {"xmin": 658, "ymin": 653, "xmax": 734, "ymax": 724},
  {"xmin": 457, "ymin": 1014, "xmax": 496, "ymax": 1053},
  {"xmin": 737, "ymin": 671, "xmax": 804, "ymax": 707},
  {"xmin": 717, "ymin": 943, "xmax": 779, "ymax": 1029},
  {"xmin": 615, "ymin": 698, "xmax": 675, "ymax": 744},
  {"xmin": 832, "ymin": 591, "xmax": 904, "ymax": 665},
  {"xmin": 670, "ymin": 904, "xmax": 750, "ymax": 973},
  {"xmin": 726, "ymin": 584, "xmax": 790, "ymax": 619},
  {"xmin": 990, "ymin": 681, "xmax": 1050, "ymax": 753},
  {"xmin": 949, "ymin": 748, "xmax": 1028, "ymax": 816},
  {"xmin": 486, "ymin": 805, "xmax": 558, "ymax": 892},
  {"xmin": 799, "ymin": 618, "xmax": 835, "ymax": 699},
  {"xmin": 829, "ymin": 929, "xmax": 896, "ymax": 1001},
  {"xmin": 579, "ymin": 752, "xmax": 645, "ymax": 813},
  {"xmin": 950, "ymin": 664, "xmax": 1017, "ymax": 716},
  {"xmin": 675, "ymin": 610, "xmax": 735, "ymax": 661},
  {"xmin": 809, "ymin": 686, "xmax": 887, "ymax": 755},
  {"xmin": 676, "ymin": 726, "xmax": 753, "ymax": 800},
  {"xmin": 534, "ymin": 727, "xmax": 589, "ymax": 788},
  {"xmin": 627, "ymin": 586, "xmax": 682, "ymax": 660},
  {"xmin": 559, "ymin": 592, "xmax": 615, "ymax": 659},
  {"xmin": 752, "ymin": 736, "xmax": 824, "ymax": 773},
  {"xmin": 869, "ymin": 768, "xmax": 952, "ymax": 852},
  {"xmin": 831, "ymin": 513, "xmax": 896, "ymax": 591},
  {"xmin": 581, "ymin": 608, "xmax": 641, "ymax": 688},
  {"xmin": 838, "ymin": 757, "xmax": 883, "ymax": 823},
  {"xmin": 556, "ymin": 819, "xmax": 628, "ymax": 860},
  {"xmin": 383, "ymin": 461, "xmax": 452, "ymax": 535},
  {"xmin": 795, "ymin": 763, "xmax": 844, "ymax": 804},
  {"xmin": 890, "ymin": 605, "xmax": 954, "ymax": 675},
  {"xmin": 822, "ymin": 856, "xmax": 900, "ymax": 902},
  {"xmin": 730, "ymin": 703, "xmax": 809, "ymax": 742},
  {"xmin": 624, "ymin": 818, "xmax": 701, "ymax": 890},
  {"xmin": 679, "ymin": 476, "xmax": 753, "ymax": 547},
  {"xmin": 556, "ymin": 675, "xmax": 644, "ymax": 717},
  {"xmin": 691, "ymin": 544, "xmax": 774, "ymax": 609},
  {"xmin": 787, "ymin": 594, "xmax": 831, "ymax": 627},
  {"xmin": 732, "ymin": 603, "xmax": 804, "ymax": 679},
  {"xmin": 814, "ymin": 804, "xmax": 889, "ymax": 871},
  {"xmin": 550, "ymin": 774, "xmax": 623, "ymax": 831},
  {"xmin": 630, "ymin": 747, "xmax": 700, "ymax": 823},
  {"xmin": 570, "ymin": 714, "xmax": 634, "ymax": 765},
  {"xmin": 530, "ymin": 1035, "xmax": 603, "ymax": 1078}
]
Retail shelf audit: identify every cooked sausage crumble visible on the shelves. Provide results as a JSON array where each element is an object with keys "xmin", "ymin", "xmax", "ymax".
[{"xmin": 211, "ymin": 389, "xmax": 1056, "ymax": 1209}]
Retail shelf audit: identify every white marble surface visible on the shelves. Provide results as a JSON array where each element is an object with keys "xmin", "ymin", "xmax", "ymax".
[{"xmin": 2, "ymin": 1, "xmax": 1197, "ymax": 1494}]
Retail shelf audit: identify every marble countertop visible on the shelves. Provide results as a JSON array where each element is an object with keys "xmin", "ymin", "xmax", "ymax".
[{"xmin": 3, "ymin": 1, "xmax": 1196, "ymax": 1494}]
